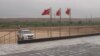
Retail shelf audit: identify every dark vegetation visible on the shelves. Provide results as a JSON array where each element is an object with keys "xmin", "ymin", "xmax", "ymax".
[{"xmin": 0, "ymin": 21, "xmax": 100, "ymax": 28}]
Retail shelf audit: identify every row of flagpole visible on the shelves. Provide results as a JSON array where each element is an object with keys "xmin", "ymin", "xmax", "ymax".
[{"xmin": 42, "ymin": 8, "xmax": 71, "ymax": 37}]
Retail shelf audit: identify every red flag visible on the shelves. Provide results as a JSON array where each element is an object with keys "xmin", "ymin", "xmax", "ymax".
[
  {"xmin": 56, "ymin": 8, "xmax": 61, "ymax": 16},
  {"xmin": 66, "ymin": 8, "xmax": 71, "ymax": 15},
  {"xmin": 42, "ymin": 8, "xmax": 50, "ymax": 15}
]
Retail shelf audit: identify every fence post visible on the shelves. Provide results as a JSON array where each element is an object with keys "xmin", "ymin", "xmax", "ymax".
[
  {"xmin": 59, "ymin": 26, "xmax": 61, "ymax": 37},
  {"xmin": 47, "ymin": 27, "xmax": 49, "ymax": 38},
  {"xmin": 4, "ymin": 35, "xmax": 5, "ymax": 44},
  {"xmin": 9, "ymin": 32, "xmax": 10, "ymax": 44},
  {"xmin": 34, "ymin": 27, "xmax": 36, "ymax": 39},
  {"xmin": 50, "ymin": 27, "xmax": 52, "ymax": 38},
  {"xmin": 0, "ymin": 37, "xmax": 1, "ymax": 44},
  {"xmin": 15, "ymin": 29, "xmax": 17, "ymax": 43},
  {"xmin": 77, "ymin": 27, "xmax": 79, "ymax": 35}
]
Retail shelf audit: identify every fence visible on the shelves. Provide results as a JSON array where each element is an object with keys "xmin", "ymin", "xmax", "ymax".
[
  {"xmin": 0, "ymin": 25, "xmax": 100, "ymax": 44},
  {"xmin": 0, "ymin": 30, "xmax": 17, "ymax": 44}
]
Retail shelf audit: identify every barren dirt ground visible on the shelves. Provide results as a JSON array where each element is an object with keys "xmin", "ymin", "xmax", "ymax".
[{"xmin": 0, "ymin": 26, "xmax": 100, "ymax": 44}]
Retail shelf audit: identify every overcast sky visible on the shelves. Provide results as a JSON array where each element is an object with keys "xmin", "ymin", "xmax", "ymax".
[{"xmin": 0, "ymin": 0, "xmax": 100, "ymax": 18}]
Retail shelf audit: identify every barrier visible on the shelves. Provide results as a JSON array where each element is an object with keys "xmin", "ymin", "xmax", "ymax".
[
  {"xmin": 0, "ymin": 26, "xmax": 100, "ymax": 44},
  {"xmin": 18, "ymin": 32, "xmax": 100, "ymax": 44},
  {"xmin": 0, "ymin": 31, "xmax": 17, "ymax": 44}
]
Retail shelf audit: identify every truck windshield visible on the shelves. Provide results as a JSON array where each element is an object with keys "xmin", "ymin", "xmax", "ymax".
[{"xmin": 21, "ymin": 31, "xmax": 32, "ymax": 34}]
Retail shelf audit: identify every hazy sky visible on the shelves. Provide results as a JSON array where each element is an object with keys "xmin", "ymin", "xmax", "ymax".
[{"xmin": 0, "ymin": 0, "xmax": 100, "ymax": 18}]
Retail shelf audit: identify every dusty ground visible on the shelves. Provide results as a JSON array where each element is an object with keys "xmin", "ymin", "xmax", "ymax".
[
  {"xmin": 2, "ymin": 43, "xmax": 100, "ymax": 56},
  {"xmin": 0, "ymin": 26, "xmax": 100, "ymax": 44},
  {"xmin": 1, "ymin": 35, "xmax": 100, "ymax": 56}
]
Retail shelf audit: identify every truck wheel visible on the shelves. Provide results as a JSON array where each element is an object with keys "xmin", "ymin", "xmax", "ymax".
[
  {"xmin": 21, "ymin": 37, "xmax": 24, "ymax": 41},
  {"xmin": 17, "ymin": 36, "xmax": 20, "ymax": 41}
]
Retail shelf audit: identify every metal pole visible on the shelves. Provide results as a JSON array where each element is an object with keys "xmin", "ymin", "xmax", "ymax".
[
  {"xmin": 34, "ymin": 27, "xmax": 36, "ymax": 39},
  {"xmin": 4, "ymin": 35, "xmax": 5, "ymax": 44},
  {"xmin": 86, "ymin": 16, "xmax": 88, "ymax": 34},
  {"xmin": 47, "ymin": 26, "xmax": 49, "ymax": 38},
  {"xmin": 0, "ymin": 37, "xmax": 1, "ymax": 44},
  {"xmin": 50, "ymin": 8, "xmax": 52, "ymax": 38},
  {"xmin": 15, "ymin": 29, "xmax": 17, "ymax": 43},
  {"xmin": 9, "ymin": 32, "xmax": 10, "ymax": 44},
  {"xmin": 59, "ymin": 8, "xmax": 61, "ymax": 37},
  {"xmin": 69, "ymin": 9, "xmax": 71, "ymax": 36}
]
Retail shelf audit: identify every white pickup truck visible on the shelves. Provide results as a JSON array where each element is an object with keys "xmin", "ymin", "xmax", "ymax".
[{"xmin": 17, "ymin": 29, "xmax": 35, "ymax": 41}]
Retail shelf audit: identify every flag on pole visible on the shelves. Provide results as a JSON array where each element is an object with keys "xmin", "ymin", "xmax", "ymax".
[
  {"xmin": 42, "ymin": 8, "xmax": 50, "ymax": 15},
  {"xmin": 66, "ymin": 8, "xmax": 71, "ymax": 15},
  {"xmin": 66, "ymin": 8, "xmax": 71, "ymax": 36},
  {"xmin": 56, "ymin": 8, "xmax": 61, "ymax": 16},
  {"xmin": 56, "ymin": 8, "xmax": 62, "ymax": 36},
  {"xmin": 41, "ymin": 8, "xmax": 52, "ymax": 37}
]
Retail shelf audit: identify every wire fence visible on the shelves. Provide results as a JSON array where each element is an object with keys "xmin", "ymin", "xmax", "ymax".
[
  {"xmin": 0, "ymin": 25, "xmax": 100, "ymax": 44},
  {"xmin": 0, "ymin": 30, "xmax": 17, "ymax": 44}
]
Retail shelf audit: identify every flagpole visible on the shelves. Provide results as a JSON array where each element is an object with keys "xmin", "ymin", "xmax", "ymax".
[
  {"xmin": 50, "ymin": 7, "xmax": 52, "ymax": 38},
  {"xmin": 54, "ymin": 12, "xmax": 55, "ymax": 22},
  {"xmin": 41, "ymin": 8, "xmax": 52, "ymax": 38},
  {"xmin": 69, "ymin": 8, "xmax": 71, "ymax": 36},
  {"xmin": 59, "ymin": 8, "xmax": 61, "ymax": 37}
]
